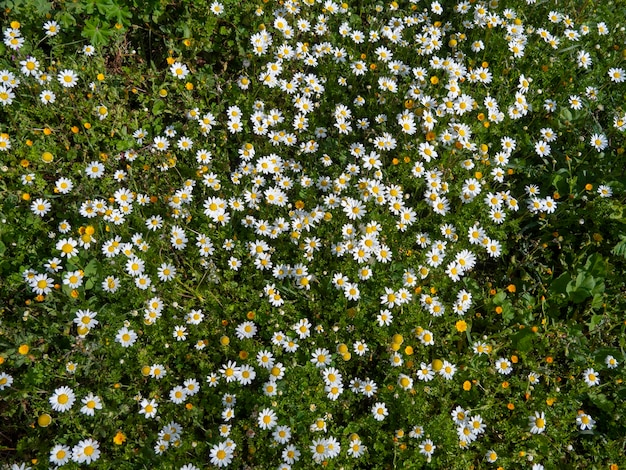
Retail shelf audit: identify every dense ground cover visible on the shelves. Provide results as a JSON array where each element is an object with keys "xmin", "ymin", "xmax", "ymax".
[{"xmin": 1, "ymin": 0, "xmax": 625, "ymax": 468}]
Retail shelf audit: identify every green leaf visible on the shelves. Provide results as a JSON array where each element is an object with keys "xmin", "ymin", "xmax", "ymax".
[
  {"xmin": 551, "ymin": 170, "xmax": 569, "ymax": 195},
  {"xmin": 611, "ymin": 236, "xmax": 626, "ymax": 259},
  {"xmin": 607, "ymin": 201, "xmax": 625, "ymax": 222},
  {"xmin": 588, "ymin": 314, "xmax": 604, "ymax": 330},
  {"xmin": 566, "ymin": 272, "xmax": 595, "ymax": 303},
  {"xmin": 34, "ymin": 0, "xmax": 52, "ymax": 15},
  {"xmin": 492, "ymin": 291, "xmax": 507, "ymax": 305},
  {"xmin": 465, "ymin": 329, "xmax": 473, "ymax": 344},
  {"xmin": 588, "ymin": 392, "xmax": 614, "ymax": 413},
  {"xmin": 84, "ymin": 259, "xmax": 99, "ymax": 277},
  {"xmin": 152, "ymin": 99, "xmax": 165, "ymax": 116},
  {"xmin": 574, "ymin": 272, "xmax": 595, "ymax": 290},
  {"xmin": 583, "ymin": 253, "xmax": 608, "ymax": 278},
  {"xmin": 57, "ymin": 11, "xmax": 77, "ymax": 28},
  {"xmin": 550, "ymin": 273, "xmax": 570, "ymax": 295},
  {"xmin": 590, "ymin": 294, "xmax": 604, "ymax": 310},
  {"xmin": 559, "ymin": 107, "xmax": 573, "ymax": 123},
  {"xmin": 511, "ymin": 328, "xmax": 535, "ymax": 353},
  {"xmin": 567, "ymin": 285, "xmax": 591, "ymax": 303},
  {"xmin": 82, "ymin": 19, "xmax": 113, "ymax": 46}
]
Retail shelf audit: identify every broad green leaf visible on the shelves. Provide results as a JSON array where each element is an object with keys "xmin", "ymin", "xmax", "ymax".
[
  {"xmin": 57, "ymin": 11, "xmax": 77, "ymax": 28},
  {"xmin": 559, "ymin": 107, "xmax": 573, "ymax": 122},
  {"xmin": 84, "ymin": 259, "xmax": 99, "ymax": 277},
  {"xmin": 511, "ymin": 328, "xmax": 535, "ymax": 353},
  {"xmin": 612, "ymin": 237, "xmax": 626, "ymax": 258},
  {"xmin": 588, "ymin": 314, "xmax": 604, "ymax": 330},
  {"xmin": 584, "ymin": 253, "xmax": 608, "ymax": 278},
  {"xmin": 152, "ymin": 99, "xmax": 165, "ymax": 116},
  {"xmin": 492, "ymin": 291, "xmax": 507, "ymax": 304},
  {"xmin": 590, "ymin": 293, "xmax": 604, "ymax": 310},
  {"xmin": 82, "ymin": 19, "xmax": 112, "ymax": 46},
  {"xmin": 550, "ymin": 272, "xmax": 570, "ymax": 295},
  {"xmin": 574, "ymin": 272, "xmax": 595, "ymax": 290}
]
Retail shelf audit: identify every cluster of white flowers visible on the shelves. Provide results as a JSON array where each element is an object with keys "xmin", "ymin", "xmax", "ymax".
[{"xmin": 3, "ymin": 1, "xmax": 623, "ymax": 467}]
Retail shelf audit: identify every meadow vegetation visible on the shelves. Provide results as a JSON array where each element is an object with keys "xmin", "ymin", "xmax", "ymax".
[{"xmin": 0, "ymin": 0, "xmax": 625, "ymax": 468}]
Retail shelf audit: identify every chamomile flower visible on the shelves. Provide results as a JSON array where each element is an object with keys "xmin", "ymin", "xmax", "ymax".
[
  {"xmin": 80, "ymin": 393, "xmax": 103, "ymax": 416},
  {"xmin": 85, "ymin": 161, "xmax": 105, "ymax": 179},
  {"xmin": 529, "ymin": 411, "xmax": 546, "ymax": 434},
  {"xmin": 157, "ymin": 262, "xmax": 176, "ymax": 281},
  {"xmin": 372, "ymin": 402, "xmax": 388, "ymax": 421},
  {"xmin": 0, "ymin": 372, "xmax": 14, "ymax": 390},
  {"xmin": 237, "ymin": 365, "xmax": 256, "ymax": 385},
  {"xmin": 30, "ymin": 273, "xmax": 54, "ymax": 295},
  {"xmin": 576, "ymin": 412, "xmax": 596, "ymax": 430},
  {"xmin": 170, "ymin": 62, "xmax": 190, "ymax": 79},
  {"xmin": 139, "ymin": 398, "xmax": 158, "ymax": 418},
  {"xmin": 569, "ymin": 95, "xmax": 583, "ymax": 110},
  {"xmin": 577, "ymin": 50, "xmax": 592, "ymax": 69},
  {"xmin": 583, "ymin": 368, "xmax": 600, "ymax": 386},
  {"xmin": 153, "ymin": 136, "xmax": 170, "ymax": 152},
  {"xmin": 102, "ymin": 275, "xmax": 120, "ymax": 293},
  {"xmin": 116, "ymin": 327, "xmax": 137, "ymax": 347},
  {"xmin": 605, "ymin": 355, "xmax": 618, "ymax": 368},
  {"xmin": 495, "ymin": 357, "xmax": 512, "ymax": 375},
  {"xmin": 589, "ymin": 133, "xmax": 608, "ymax": 151},
  {"xmin": 20, "ymin": 56, "xmax": 40, "ymax": 76},
  {"xmin": 439, "ymin": 360, "xmax": 457, "ymax": 380},
  {"xmin": 485, "ymin": 450, "xmax": 498, "ymax": 463},
  {"xmin": 347, "ymin": 436, "xmax": 365, "ymax": 457},
  {"xmin": 419, "ymin": 439, "xmax": 436, "ymax": 459},
  {"xmin": 43, "ymin": 20, "xmax": 60, "ymax": 36},
  {"xmin": 63, "ymin": 270, "xmax": 84, "ymax": 289},
  {"xmin": 55, "ymin": 177, "xmax": 73, "ymax": 194},
  {"xmin": 31, "ymin": 198, "xmax": 51, "ymax": 217},
  {"xmin": 71, "ymin": 438, "xmax": 100, "ymax": 464},
  {"xmin": 49, "ymin": 386, "xmax": 76, "ymax": 412},
  {"xmin": 377, "ymin": 309, "xmax": 393, "ymax": 326},
  {"xmin": 173, "ymin": 325, "xmax": 187, "ymax": 341},
  {"xmin": 608, "ymin": 67, "xmax": 625, "ymax": 83},
  {"xmin": 273, "ymin": 425, "xmax": 291, "ymax": 444},
  {"xmin": 74, "ymin": 309, "xmax": 98, "ymax": 330},
  {"xmin": 416, "ymin": 362, "xmax": 435, "ymax": 382},
  {"xmin": 0, "ymin": 85, "xmax": 15, "ymax": 105},
  {"xmin": 258, "ymin": 408, "xmax": 278, "ymax": 430},
  {"xmin": 182, "ymin": 378, "xmax": 199, "ymax": 397},
  {"xmin": 210, "ymin": 1, "xmax": 225, "ymax": 15},
  {"xmin": 49, "ymin": 444, "xmax": 71, "ymax": 466},
  {"xmin": 235, "ymin": 321, "xmax": 257, "ymax": 339},
  {"xmin": 58, "ymin": 69, "xmax": 78, "ymax": 87},
  {"xmin": 358, "ymin": 378, "xmax": 377, "ymax": 397}
]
